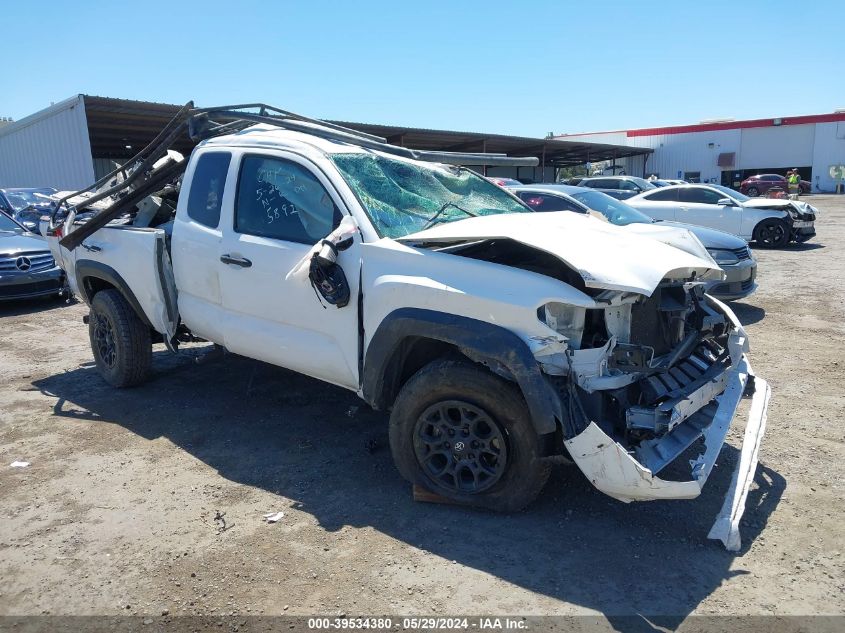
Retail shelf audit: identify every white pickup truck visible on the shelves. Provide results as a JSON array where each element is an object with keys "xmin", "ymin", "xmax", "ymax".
[{"xmin": 45, "ymin": 104, "xmax": 770, "ymax": 550}]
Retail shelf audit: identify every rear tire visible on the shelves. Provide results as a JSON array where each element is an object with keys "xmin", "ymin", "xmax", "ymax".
[
  {"xmin": 89, "ymin": 289, "xmax": 152, "ymax": 387},
  {"xmin": 753, "ymin": 218, "xmax": 791, "ymax": 248},
  {"xmin": 746, "ymin": 186, "xmax": 759, "ymax": 197},
  {"xmin": 389, "ymin": 359, "xmax": 550, "ymax": 512}
]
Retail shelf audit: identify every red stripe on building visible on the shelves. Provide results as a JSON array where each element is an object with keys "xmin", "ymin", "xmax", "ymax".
[{"xmin": 625, "ymin": 112, "xmax": 845, "ymax": 137}]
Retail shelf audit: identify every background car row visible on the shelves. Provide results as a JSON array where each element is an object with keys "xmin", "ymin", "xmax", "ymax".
[
  {"xmin": 625, "ymin": 183, "xmax": 817, "ymax": 247},
  {"xmin": 498, "ymin": 175, "xmax": 816, "ymax": 249},
  {"xmin": 506, "ymin": 184, "xmax": 758, "ymax": 301}
]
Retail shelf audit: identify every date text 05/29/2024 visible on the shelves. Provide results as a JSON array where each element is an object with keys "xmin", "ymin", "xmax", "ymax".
[{"xmin": 307, "ymin": 617, "xmax": 529, "ymax": 630}]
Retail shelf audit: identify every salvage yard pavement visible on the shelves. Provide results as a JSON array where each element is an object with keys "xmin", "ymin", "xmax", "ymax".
[{"xmin": 1, "ymin": 197, "xmax": 843, "ymax": 623}]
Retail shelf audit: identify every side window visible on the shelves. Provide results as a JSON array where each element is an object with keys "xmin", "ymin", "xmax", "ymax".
[
  {"xmin": 643, "ymin": 188, "xmax": 679, "ymax": 202},
  {"xmin": 235, "ymin": 155, "xmax": 341, "ymax": 244},
  {"xmin": 518, "ymin": 192, "xmax": 586, "ymax": 213},
  {"xmin": 679, "ymin": 187, "xmax": 723, "ymax": 204},
  {"xmin": 616, "ymin": 180, "xmax": 638, "ymax": 191},
  {"xmin": 187, "ymin": 152, "xmax": 231, "ymax": 228}
]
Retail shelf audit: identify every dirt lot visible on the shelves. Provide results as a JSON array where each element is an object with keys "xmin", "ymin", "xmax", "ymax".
[{"xmin": 1, "ymin": 196, "xmax": 844, "ymax": 624}]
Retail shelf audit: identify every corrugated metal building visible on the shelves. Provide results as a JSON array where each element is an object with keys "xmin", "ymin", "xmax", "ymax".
[
  {"xmin": 0, "ymin": 95, "xmax": 650, "ymax": 190},
  {"xmin": 0, "ymin": 95, "xmax": 95, "ymax": 189},
  {"xmin": 559, "ymin": 112, "xmax": 845, "ymax": 192}
]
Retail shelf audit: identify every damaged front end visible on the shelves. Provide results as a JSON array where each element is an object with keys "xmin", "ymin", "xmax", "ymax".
[{"xmin": 533, "ymin": 282, "xmax": 770, "ymax": 551}]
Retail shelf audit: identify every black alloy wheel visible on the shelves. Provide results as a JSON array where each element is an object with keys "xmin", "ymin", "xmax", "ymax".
[{"xmin": 413, "ymin": 400, "xmax": 508, "ymax": 494}]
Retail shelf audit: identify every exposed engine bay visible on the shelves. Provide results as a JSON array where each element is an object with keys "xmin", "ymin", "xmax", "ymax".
[{"xmin": 410, "ymin": 231, "xmax": 769, "ymax": 549}]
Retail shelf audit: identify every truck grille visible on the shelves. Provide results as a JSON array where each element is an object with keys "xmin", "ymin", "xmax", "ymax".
[
  {"xmin": 0, "ymin": 251, "xmax": 55, "ymax": 273},
  {"xmin": 638, "ymin": 347, "xmax": 722, "ymax": 404}
]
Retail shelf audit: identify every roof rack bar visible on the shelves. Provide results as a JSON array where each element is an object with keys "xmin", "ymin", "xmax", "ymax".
[
  {"xmin": 192, "ymin": 103, "xmax": 388, "ymax": 143},
  {"xmin": 195, "ymin": 108, "xmax": 538, "ymax": 167}
]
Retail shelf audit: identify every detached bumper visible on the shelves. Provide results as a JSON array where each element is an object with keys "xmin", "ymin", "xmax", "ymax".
[{"xmin": 564, "ymin": 354, "xmax": 769, "ymax": 551}]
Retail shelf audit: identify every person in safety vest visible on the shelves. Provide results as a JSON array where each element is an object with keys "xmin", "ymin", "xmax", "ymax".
[{"xmin": 787, "ymin": 169, "xmax": 801, "ymax": 199}]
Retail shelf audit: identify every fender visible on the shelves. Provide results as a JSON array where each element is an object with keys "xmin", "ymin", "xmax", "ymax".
[
  {"xmin": 75, "ymin": 259, "xmax": 153, "ymax": 328},
  {"xmin": 362, "ymin": 308, "xmax": 563, "ymax": 436}
]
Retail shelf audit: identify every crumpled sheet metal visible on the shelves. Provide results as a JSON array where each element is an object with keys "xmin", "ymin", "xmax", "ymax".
[{"xmin": 564, "ymin": 354, "xmax": 769, "ymax": 551}]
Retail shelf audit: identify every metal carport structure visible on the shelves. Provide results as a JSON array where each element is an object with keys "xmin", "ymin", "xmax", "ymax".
[{"xmin": 1, "ymin": 95, "xmax": 652, "ymax": 188}]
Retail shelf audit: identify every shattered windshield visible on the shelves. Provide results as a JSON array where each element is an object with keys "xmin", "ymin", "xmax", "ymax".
[
  {"xmin": 330, "ymin": 153, "xmax": 531, "ymax": 238},
  {"xmin": 4, "ymin": 189, "xmax": 55, "ymax": 211},
  {"xmin": 5, "ymin": 191, "xmax": 40, "ymax": 211}
]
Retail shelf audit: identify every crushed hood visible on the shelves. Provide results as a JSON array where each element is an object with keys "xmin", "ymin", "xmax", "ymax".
[
  {"xmin": 742, "ymin": 198, "xmax": 814, "ymax": 212},
  {"xmin": 742, "ymin": 198, "xmax": 817, "ymax": 217},
  {"xmin": 742, "ymin": 198, "xmax": 794, "ymax": 209},
  {"xmin": 400, "ymin": 212, "xmax": 721, "ymax": 296}
]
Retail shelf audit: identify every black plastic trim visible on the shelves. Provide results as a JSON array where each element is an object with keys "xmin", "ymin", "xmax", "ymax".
[
  {"xmin": 75, "ymin": 260, "xmax": 153, "ymax": 328},
  {"xmin": 362, "ymin": 308, "xmax": 563, "ymax": 436}
]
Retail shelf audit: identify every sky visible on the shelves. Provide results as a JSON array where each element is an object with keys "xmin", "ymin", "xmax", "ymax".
[{"xmin": 1, "ymin": 0, "xmax": 841, "ymax": 137}]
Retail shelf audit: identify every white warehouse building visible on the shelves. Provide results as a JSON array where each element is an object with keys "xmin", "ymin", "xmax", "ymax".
[{"xmin": 559, "ymin": 111, "xmax": 845, "ymax": 193}]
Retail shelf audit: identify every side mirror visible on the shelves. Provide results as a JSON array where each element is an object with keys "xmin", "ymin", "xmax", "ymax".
[{"xmin": 717, "ymin": 197, "xmax": 734, "ymax": 206}]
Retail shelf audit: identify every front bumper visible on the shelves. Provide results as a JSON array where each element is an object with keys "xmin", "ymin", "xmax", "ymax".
[
  {"xmin": 704, "ymin": 258, "xmax": 757, "ymax": 300},
  {"xmin": 564, "ymin": 331, "xmax": 770, "ymax": 551},
  {"xmin": 792, "ymin": 223, "xmax": 816, "ymax": 242},
  {"xmin": 0, "ymin": 267, "xmax": 65, "ymax": 301}
]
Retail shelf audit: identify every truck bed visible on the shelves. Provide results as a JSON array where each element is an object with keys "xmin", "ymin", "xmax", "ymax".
[{"xmin": 47, "ymin": 224, "xmax": 178, "ymax": 342}]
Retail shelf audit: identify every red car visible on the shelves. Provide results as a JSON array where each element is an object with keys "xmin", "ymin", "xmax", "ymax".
[{"xmin": 740, "ymin": 173, "xmax": 811, "ymax": 197}]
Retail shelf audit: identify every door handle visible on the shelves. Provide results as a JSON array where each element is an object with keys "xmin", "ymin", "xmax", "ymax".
[{"xmin": 220, "ymin": 254, "xmax": 252, "ymax": 268}]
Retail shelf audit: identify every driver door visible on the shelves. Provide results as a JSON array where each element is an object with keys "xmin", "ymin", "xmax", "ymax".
[
  {"xmin": 676, "ymin": 186, "xmax": 742, "ymax": 234},
  {"xmin": 217, "ymin": 151, "xmax": 361, "ymax": 390}
]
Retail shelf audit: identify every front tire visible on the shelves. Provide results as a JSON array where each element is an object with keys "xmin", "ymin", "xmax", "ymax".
[
  {"xmin": 746, "ymin": 186, "xmax": 759, "ymax": 197},
  {"xmin": 389, "ymin": 359, "xmax": 550, "ymax": 512},
  {"xmin": 753, "ymin": 218, "xmax": 791, "ymax": 248},
  {"xmin": 89, "ymin": 289, "xmax": 152, "ymax": 387}
]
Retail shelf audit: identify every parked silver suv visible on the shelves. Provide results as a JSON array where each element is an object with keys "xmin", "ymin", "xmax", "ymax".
[{"xmin": 577, "ymin": 176, "xmax": 657, "ymax": 200}]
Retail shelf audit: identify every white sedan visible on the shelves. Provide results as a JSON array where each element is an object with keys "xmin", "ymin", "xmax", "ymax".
[{"xmin": 626, "ymin": 183, "xmax": 817, "ymax": 248}]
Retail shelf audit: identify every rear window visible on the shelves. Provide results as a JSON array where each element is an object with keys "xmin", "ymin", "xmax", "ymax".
[
  {"xmin": 187, "ymin": 152, "xmax": 232, "ymax": 228},
  {"xmin": 643, "ymin": 188, "xmax": 679, "ymax": 202}
]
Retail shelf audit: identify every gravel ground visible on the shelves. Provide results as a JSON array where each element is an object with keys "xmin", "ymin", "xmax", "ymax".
[{"xmin": 1, "ymin": 196, "xmax": 843, "ymax": 624}]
